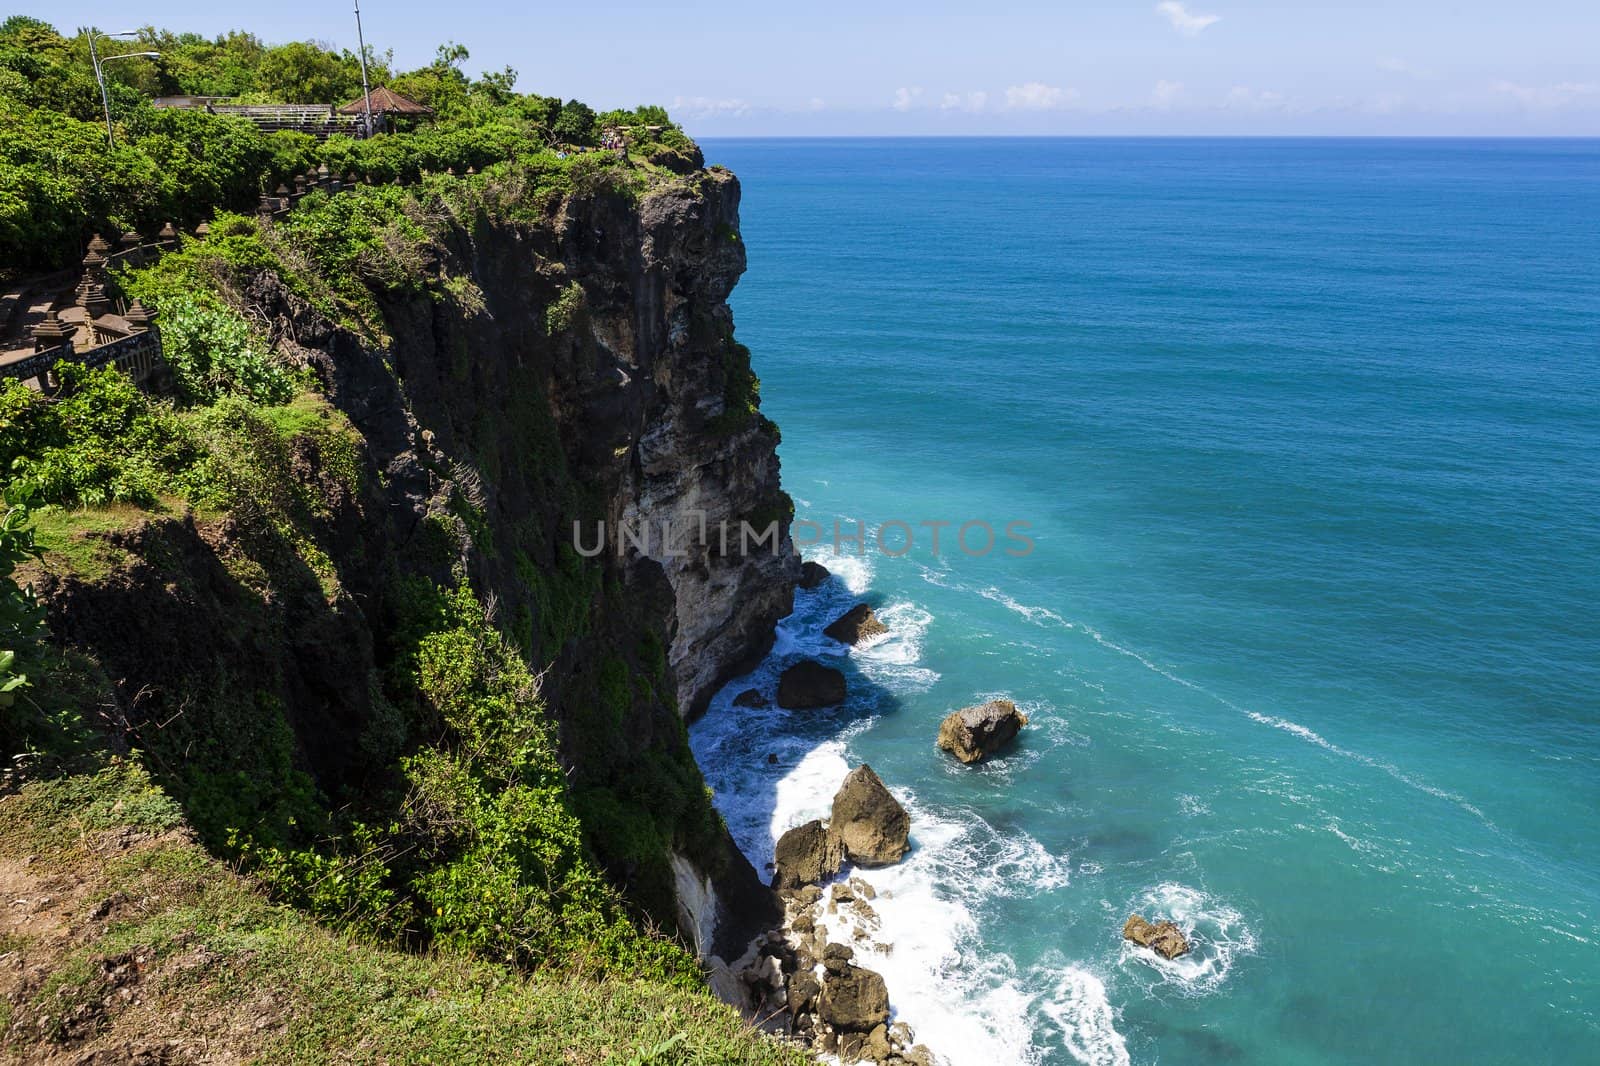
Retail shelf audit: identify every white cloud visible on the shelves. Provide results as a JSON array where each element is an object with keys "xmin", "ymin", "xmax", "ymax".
[
  {"xmin": 1377, "ymin": 56, "xmax": 1433, "ymax": 80},
  {"xmin": 1151, "ymin": 80, "xmax": 1184, "ymax": 108},
  {"xmin": 1492, "ymin": 80, "xmax": 1599, "ymax": 108},
  {"xmin": 1225, "ymin": 85, "xmax": 1288, "ymax": 111},
  {"xmin": 807, "ymin": 97, "xmax": 827, "ymax": 112},
  {"xmin": 670, "ymin": 95, "xmax": 752, "ymax": 119},
  {"xmin": 1004, "ymin": 82, "xmax": 1076, "ymax": 110},
  {"xmin": 892, "ymin": 86, "xmax": 924, "ymax": 111},
  {"xmin": 940, "ymin": 90, "xmax": 990, "ymax": 112},
  {"xmin": 1156, "ymin": 2, "xmax": 1221, "ymax": 37}
]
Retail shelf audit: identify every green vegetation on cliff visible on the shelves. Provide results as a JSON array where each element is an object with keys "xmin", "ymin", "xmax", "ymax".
[
  {"xmin": 0, "ymin": 717, "xmax": 803, "ymax": 1064},
  {"xmin": 0, "ymin": 17, "xmax": 701, "ymax": 271},
  {"xmin": 1, "ymin": 18, "xmax": 794, "ymax": 1065}
]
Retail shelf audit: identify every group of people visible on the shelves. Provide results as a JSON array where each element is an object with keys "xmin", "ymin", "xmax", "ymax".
[{"xmin": 553, "ymin": 129, "xmax": 628, "ymax": 160}]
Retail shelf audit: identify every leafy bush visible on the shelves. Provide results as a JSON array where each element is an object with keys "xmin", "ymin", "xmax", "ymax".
[
  {"xmin": 158, "ymin": 297, "xmax": 296, "ymax": 404},
  {"xmin": 0, "ymin": 366, "xmax": 200, "ymax": 508},
  {"xmin": 0, "ymin": 488, "xmax": 42, "ymax": 709},
  {"xmin": 545, "ymin": 280, "xmax": 585, "ymax": 334}
]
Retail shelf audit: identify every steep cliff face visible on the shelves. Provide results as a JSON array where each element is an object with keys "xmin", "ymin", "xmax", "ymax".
[{"xmin": 30, "ymin": 165, "xmax": 796, "ymax": 966}]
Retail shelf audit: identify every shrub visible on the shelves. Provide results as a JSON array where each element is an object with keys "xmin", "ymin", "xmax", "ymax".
[
  {"xmin": 0, "ymin": 366, "xmax": 200, "ymax": 508},
  {"xmin": 158, "ymin": 297, "xmax": 295, "ymax": 404},
  {"xmin": 0, "ymin": 487, "xmax": 42, "ymax": 710},
  {"xmin": 545, "ymin": 280, "xmax": 585, "ymax": 335}
]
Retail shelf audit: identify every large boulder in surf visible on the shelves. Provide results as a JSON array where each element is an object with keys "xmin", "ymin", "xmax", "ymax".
[
  {"xmin": 799, "ymin": 560, "xmax": 831, "ymax": 589},
  {"xmin": 824, "ymin": 603, "xmax": 889, "ymax": 645},
  {"xmin": 778, "ymin": 660, "xmax": 846, "ymax": 709},
  {"xmin": 733, "ymin": 688, "xmax": 769, "ymax": 709},
  {"xmin": 830, "ymin": 765, "xmax": 909, "ymax": 866},
  {"xmin": 1122, "ymin": 914, "xmax": 1191, "ymax": 959},
  {"xmin": 772, "ymin": 819, "xmax": 844, "ymax": 890},
  {"xmin": 937, "ymin": 698, "xmax": 1028, "ymax": 764},
  {"xmin": 818, "ymin": 963, "xmax": 890, "ymax": 1031}
]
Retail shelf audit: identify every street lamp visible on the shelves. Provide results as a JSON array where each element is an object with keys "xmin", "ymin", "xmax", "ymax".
[
  {"xmin": 85, "ymin": 29, "xmax": 160, "ymax": 149},
  {"xmin": 353, "ymin": 1, "xmax": 375, "ymax": 138}
]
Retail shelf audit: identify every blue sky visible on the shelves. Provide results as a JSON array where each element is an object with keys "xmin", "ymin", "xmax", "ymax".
[{"xmin": 23, "ymin": 1, "xmax": 1600, "ymax": 135}]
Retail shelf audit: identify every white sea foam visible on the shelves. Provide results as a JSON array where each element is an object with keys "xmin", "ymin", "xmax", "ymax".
[
  {"xmin": 853, "ymin": 602, "xmax": 940, "ymax": 691},
  {"xmin": 807, "ymin": 794, "xmax": 1059, "ymax": 1065},
  {"xmin": 1118, "ymin": 882, "xmax": 1256, "ymax": 996},
  {"xmin": 1036, "ymin": 965, "xmax": 1132, "ymax": 1066},
  {"xmin": 810, "ymin": 548, "xmax": 875, "ymax": 595}
]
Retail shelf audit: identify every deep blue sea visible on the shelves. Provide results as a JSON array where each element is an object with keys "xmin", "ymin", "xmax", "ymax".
[{"xmin": 687, "ymin": 138, "xmax": 1600, "ymax": 1066}]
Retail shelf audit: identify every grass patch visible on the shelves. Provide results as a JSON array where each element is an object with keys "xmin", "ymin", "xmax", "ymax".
[
  {"xmin": 27, "ymin": 504, "xmax": 153, "ymax": 582},
  {"xmin": 0, "ymin": 763, "xmax": 808, "ymax": 1065}
]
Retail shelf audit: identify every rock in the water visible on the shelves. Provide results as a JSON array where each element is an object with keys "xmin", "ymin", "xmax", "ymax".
[
  {"xmin": 800, "ymin": 560, "xmax": 831, "ymax": 589},
  {"xmin": 772, "ymin": 819, "xmax": 845, "ymax": 890},
  {"xmin": 831, "ymin": 765, "xmax": 910, "ymax": 866},
  {"xmin": 936, "ymin": 698, "xmax": 1028, "ymax": 764},
  {"xmin": 1123, "ymin": 914, "xmax": 1191, "ymax": 959},
  {"xmin": 819, "ymin": 964, "xmax": 890, "ymax": 1031},
  {"xmin": 733, "ymin": 688, "xmax": 769, "ymax": 709},
  {"xmin": 824, "ymin": 603, "xmax": 889, "ymax": 645},
  {"xmin": 778, "ymin": 660, "xmax": 847, "ymax": 709}
]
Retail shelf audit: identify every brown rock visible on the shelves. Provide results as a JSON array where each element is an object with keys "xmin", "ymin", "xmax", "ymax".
[
  {"xmin": 800, "ymin": 559, "xmax": 831, "ymax": 589},
  {"xmin": 778, "ymin": 660, "xmax": 847, "ymax": 709},
  {"xmin": 772, "ymin": 819, "xmax": 845, "ymax": 890},
  {"xmin": 733, "ymin": 688, "xmax": 769, "ymax": 708},
  {"xmin": 1123, "ymin": 914, "xmax": 1191, "ymax": 959},
  {"xmin": 787, "ymin": 969, "xmax": 821, "ymax": 1016},
  {"xmin": 824, "ymin": 603, "xmax": 889, "ymax": 645},
  {"xmin": 819, "ymin": 964, "xmax": 890, "ymax": 1031},
  {"xmin": 936, "ymin": 698, "xmax": 1028, "ymax": 764},
  {"xmin": 821, "ymin": 941, "xmax": 854, "ymax": 974},
  {"xmin": 831, "ymin": 765, "xmax": 910, "ymax": 866},
  {"xmin": 866, "ymin": 1023, "xmax": 893, "ymax": 1062}
]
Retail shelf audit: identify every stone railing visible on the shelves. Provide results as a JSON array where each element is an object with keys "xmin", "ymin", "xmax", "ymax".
[{"xmin": 1, "ymin": 234, "xmax": 169, "ymax": 393}]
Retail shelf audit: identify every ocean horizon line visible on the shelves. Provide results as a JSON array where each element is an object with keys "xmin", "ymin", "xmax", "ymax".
[{"xmin": 697, "ymin": 132, "xmax": 1600, "ymax": 142}]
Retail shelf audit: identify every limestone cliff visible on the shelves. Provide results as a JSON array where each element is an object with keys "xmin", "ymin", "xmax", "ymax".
[{"xmin": 30, "ymin": 164, "xmax": 797, "ymax": 967}]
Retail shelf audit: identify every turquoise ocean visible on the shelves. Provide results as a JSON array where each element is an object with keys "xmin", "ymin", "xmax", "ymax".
[{"xmin": 687, "ymin": 138, "xmax": 1600, "ymax": 1066}]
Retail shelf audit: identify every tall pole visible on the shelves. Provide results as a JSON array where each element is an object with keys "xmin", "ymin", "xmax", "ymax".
[
  {"xmin": 88, "ymin": 31, "xmax": 114, "ymax": 149},
  {"xmin": 354, "ymin": 1, "xmax": 375, "ymax": 137}
]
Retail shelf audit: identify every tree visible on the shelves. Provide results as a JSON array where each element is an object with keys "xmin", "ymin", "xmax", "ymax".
[
  {"xmin": 553, "ymin": 99, "xmax": 597, "ymax": 145},
  {"xmin": 258, "ymin": 40, "xmax": 365, "ymax": 103}
]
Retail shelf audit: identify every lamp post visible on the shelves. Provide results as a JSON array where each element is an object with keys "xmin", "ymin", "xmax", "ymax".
[
  {"xmin": 86, "ymin": 29, "xmax": 160, "ymax": 149},
  {"xmin": 353, "ymin": 1, "xmax": 375, "ymax": 137}
]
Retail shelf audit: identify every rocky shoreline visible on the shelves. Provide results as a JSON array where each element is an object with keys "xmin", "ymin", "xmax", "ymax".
[
  {"xmin": 711, "ymin": 583, "xmax": 1035, "ymax": 1064},
  {"xmin": 711, "ymin": 572, "xmax": 1194, "ymax": 1062},
  {"xmin": 729, "ymin": 767, "xmax": 936, "ymax": 1065}
]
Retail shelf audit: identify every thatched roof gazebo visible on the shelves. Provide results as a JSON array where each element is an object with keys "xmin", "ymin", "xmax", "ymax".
[{"xmin": 339, "ymin": 87, "xmax": 435, "ymax": 118}]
